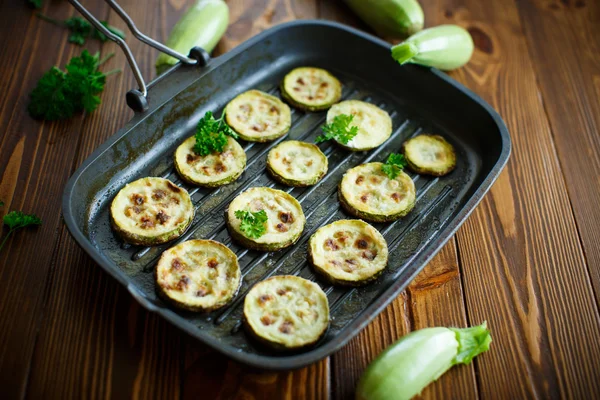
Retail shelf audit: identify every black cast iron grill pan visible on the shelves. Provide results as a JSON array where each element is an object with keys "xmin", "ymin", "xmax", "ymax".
[{"xmin": 62, "ymin": 2, "xmax": 511, "ymax": 370}]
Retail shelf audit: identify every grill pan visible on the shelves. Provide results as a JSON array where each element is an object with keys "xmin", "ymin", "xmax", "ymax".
[{"xmin": 62, "ymin": 5, "xmax": 511, "ymax": 370}]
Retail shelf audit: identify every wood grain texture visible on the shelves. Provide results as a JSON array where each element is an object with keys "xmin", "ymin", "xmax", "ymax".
[
  {"xmin": 0, "ymin": 0, "xmax": 599, "ymax": 398},
  {"xmin": 421, "ymin": 0, "xmax": 600, "ymax": 398},
  {"xmin": 515, "ymin": 0, "xmax": 600, "ymax": 303}
]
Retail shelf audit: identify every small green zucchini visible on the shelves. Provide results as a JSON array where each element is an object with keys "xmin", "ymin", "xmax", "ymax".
[
  {"xmin": 343, "ymin": 0, "xmax": 424, "ymax": 38},
  {"xmin": 356, "ymin": 322, "xmax": 492, "ymax": 400},
  {"xmin": 156, "ymin": 0, "xmax": 229, "ymax": 75},
  {"xmin": 391, "ymin": 25, "xmax": 474, "ymax": 71}
]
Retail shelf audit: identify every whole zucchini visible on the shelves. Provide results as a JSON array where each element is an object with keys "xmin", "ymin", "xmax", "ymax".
[
  {"xmin": 356, "ymin": 322, "xmax": 491, "ymax": 400},
  {"xmin": 156, "ymin": 0, "xmax": 229, "ymax": 75},
  {"xmin": 343, "ymin": 0, "xmax": 424, "ymax": 38},
  {"xmin": 391, "ymin": 25, "xmax": 474, "ymax": 70}
]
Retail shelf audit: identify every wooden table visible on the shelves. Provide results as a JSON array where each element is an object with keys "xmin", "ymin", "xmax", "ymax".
[{"xmin": 1, "ymin": 0, "xmax": 599, "ymax": 398}]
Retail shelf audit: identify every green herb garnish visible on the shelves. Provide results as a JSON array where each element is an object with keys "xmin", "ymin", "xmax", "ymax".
[
  {"xmin": 28, "ymin": 50, "xmax": 120, "ymax": 121},
  {"xmin": 316, "ymin": 114, "xmax": 359, "ymax": 145},
  {"xmin": 1, "ymin": 211, "xmax": 42, "ymax": 252},
  {"xmin": 382, "ymin": 153, "xmax": 407, "ymax": 179},
  {"xmin": 193, "ymin": 111, "xmax": 238, "ymax": 156},
  {"xmin": 37, "ymin": 14, "xmax": 126, "ymax": 45},
  {"xmin": 234, "ymin": 210, "xmax": 268, "ymax": 239}
]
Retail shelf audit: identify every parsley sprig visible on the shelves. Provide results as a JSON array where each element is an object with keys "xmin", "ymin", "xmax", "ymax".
[
  {"xmin": 382, "ymin": 153, "xmax": 408, "ymax": 179},
  {"xmin": 234, "ymin": 210, "xmax": 268, "ymax": 239},
  {"xmin": 37, "ymin": 14, "xmax": 126, "ymax": 45},
  {"xmin": 1, "ymin": 210, "xmax": 42, "ymax": 252},
  {"xmin": 316, "ymin": 114, "xmax": 359, "ymax": 145},
  {"xmin": 194, "ymin": 111, "xmax": 238, "ymax": 156},
  {"xmin": 28, "ymin": 50, "xmax": 120, "ymax": 121}
]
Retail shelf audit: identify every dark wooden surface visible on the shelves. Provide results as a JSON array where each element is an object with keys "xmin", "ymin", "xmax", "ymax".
[{"xmin": 0, "ymin": 0, "xmax": 599, "ymax": 398}]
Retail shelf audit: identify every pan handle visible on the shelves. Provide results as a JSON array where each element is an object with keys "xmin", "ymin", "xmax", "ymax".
[{"xmin": 68, "ymin": 0, "xmax": 210, "ymax": 112}]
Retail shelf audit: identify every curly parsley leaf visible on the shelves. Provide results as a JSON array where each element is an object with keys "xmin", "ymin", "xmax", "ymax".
[
  {"xmin": 316, "ymin": 114, "xmax": 359, "ymax": 145},
  {"xmin": 37, "ymin": 14, "xmax": 125, "ymax": 45},
  {"xmin": 28, "ymin": 50, "xmax": 120, "ymax": 121},
  {"xmin": 193, "ymin": 111, "xmax": 238, "ymax": 156},
  {"xmin": 234, "ymin": 210, "xmax": 268, "ymax": 239},
  {"xmin": 382, "ymin": 153, "xmax": 408, "ymax": 179},
  {"xmin": 1, "ymin": 211, "xmax": 42, "ymax": 252}
]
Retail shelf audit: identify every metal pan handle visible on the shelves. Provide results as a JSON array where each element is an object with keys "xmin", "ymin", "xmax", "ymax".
[{"xmin": 68, "ymin": 0, "xmax": 210, "ymax": 112}]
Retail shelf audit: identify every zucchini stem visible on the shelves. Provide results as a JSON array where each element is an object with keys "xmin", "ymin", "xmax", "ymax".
[
  {"xmin": 391, "ymin": 42, "xmax": 419, "ymax": 65},
  {"xmin": 451, "ymin": 321, "xmax": 492, "ymax": 364}
]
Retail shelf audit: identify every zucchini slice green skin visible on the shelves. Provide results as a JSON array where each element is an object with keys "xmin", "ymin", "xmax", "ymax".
[
  {"xmin": 225, "ymin": 90, "xmax": 291, "ymax": 142},
  {"xmin": 174, "ymin": 136, "xmax": 246, "ymax": 187},
  {"xmin": 338, "ymin": 162, "xmax": 416, "ymax": 223},
  {"xmin": 326, "ymin": 100, "xmax": 392, "ymax": 151},
  {"xmin": 243, "ymin": 275, "xmax": 330, "ymax": 350},
  {"xmin": 308, "ymin": 219, "xmax": 389, "ymax": 286},
  {"xmin": 226, "ymin": 187, "xmax": 306, "ymax": 251},
  {"xmin": 280, "ymin": 67, "xmax": 342, "ymax": 112},
  {"xmin": 110, "ymin": 177, "xmax": 194, "ymax": 246},
  {"xmin": 402, "ymin": 134, "xmax": 457, "ymax": 176},
  {"xmin": 155, "ymin": 239, "xmax": 241, "ymax": 312},
  {"xmin": 266, "ymin": 140, "xmax": 328, "ymax": 187}
]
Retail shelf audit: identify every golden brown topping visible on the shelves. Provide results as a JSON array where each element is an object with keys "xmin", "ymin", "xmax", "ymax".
[
  {"xmin": 258, "ymin": 294, "xmax": 273, "ymax": 305},
  {"xmin": 297, "ymin": 77, "xmax": 305, "ymax": 85},
  {"xmin": 156, "ymin": 210, "xmax": 170, "ymax": 224},
  {"xmin": 277, "ymin": 288, "xmax": 288, "ymax": 296},
  {"xmin": 362, "ymin": 250, "xmax": 376, "ymax": 261},
  {"xmin": 152, "ymin": 190, "xmax": 166, "ymax": 200},
  {"xmin": 320, "ymin": 82, "xmax": 328, "ymax": 88},
  {"xmin": 360, "ymin": 193, "xmax": 369, "ymax": 203},
  {"xmin": 167, "ymin": 182, "xmax": 181, "ymax": 193},
  {"xmin": 275, "ymin": 223, "xmax": 289, "ymax": 232},
  {"xmin": 370, "ymin": 176, "xmax": 381, "ymax": 184},
  {"xmin": 355, "ymin": 238, "xmax": 369, "ymax": 249},
  {"xmin": 345, "ymin": 258, "xmax": 358, "ymax": 265},
  {"xmin": 196, "ymin": 287, "xmax": 207, "ymax": 297},
  {"xmin": 176, "ymin": 276, "xmax": 190, "ymax": 291},
  {"xmin": 171, "ymin": 258, "xmax": 184, "ymax": 271},
  {"xmin": 391, "ymin": 192, "xmax": 404, "ymax": 203},
  {"xmin": 131, "ymin": 193, "xmax": 145, "ymax": 205},
  {"xmin": 261, "ymin": 315, "xmax": 273, "ymax": 326},
  {"xmin": 186, "ymin": 154, "xmax": 198, "ymax": 164},
  {"xmin": 324, "ymin": 238, "xmax": 340, "ymax": 251},
  {"xmin": 214, "ymin": 162, "xmax": 227, "ymax": 173},
  {"xmin": 171, "ymin": 197, "xmax": 180, "ymax": 205},
  {"xmin": 269, "ymin": 106, "xmax": 278, "ymax": 113},
  {"xmin": 140, "ymin": 217, "xmax": 154, "ymax": 229},
  {"xmin": 305, "ymin": 159, "xmax": 313, "ymax": 167},
  {"xmin": 279, "ymin": 320, "xmax": 294, "ymax": 334},
  {"xmin": 278, "ymin": 211, "xmax": 294, "ymax": 224},
  {"xmin": 207, "ymin": 258, "xmax": 219, "ymax": 269}
]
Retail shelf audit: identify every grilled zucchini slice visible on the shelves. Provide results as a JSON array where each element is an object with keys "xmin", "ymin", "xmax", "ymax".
[
  {"xmin": 267, "ymin": 140, "xmax": 328, "ymax": 187},
  {"xmin": 326, "ymin": 100, "xmax": 392, "ymax": 151},
  {"xmin": 155, "ymin": 239, "xmax": 241, "ymax": 312},
  {"xmin": 280, "ymin": 67, "xmax": 342, "ymax": 111},
  {"xmin": 110, "ymin": 177, "xmax": 194, "ymax": 246},
  {"xmin": 225, "ymin": 90, "xmax": 291, "ymax": 142},
  {"xmin": 308, "ymin": 219, "xmax": 388, "ymax": 286},
  {"xmin": 174, "ymin": 136, "xmax": 246, "ymax": 187},
  {"xmin": 339, "ymin": 162, "xmax": 416, "ymax": 222},
  {"xmin": 243, "ymin": 275, "xmax": 329, "ymax": 350},
  {"xmin": 402, "ymin": 134, "xmax": 456, "ymax": 176},
  {"xmin": 226, "ymin": 187, "xmax": 306, "ymax": 251}
]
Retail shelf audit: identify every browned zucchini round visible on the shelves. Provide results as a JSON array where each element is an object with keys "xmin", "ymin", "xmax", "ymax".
[
  {"xmin": 243, "ymin": 275, "xmax": 330, "ymax": 350},
  {"xmin": 338, "ymin": 162, "xmax": 416, "ymax": 222},
  {"xmin": 308, "ymin": 219, "xmax": 388, "ymax": 286},
  {"xmin": 402, "ymin": 134, "xmax": 457, "ymax": 176},
  {"xmin": 266, "ymin": 140, "xmax": 328, "ymax": 187},
  {"xmin": 110, "ymin": 177, "xmax": 194, "ymax": 246},
  {"xmin": 280, "ymin": 67, "xmax": 342, "ymax": 111},
  {"xmin": 155, "ymin": 239, "xmax": 241, "ymax": 312}
]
